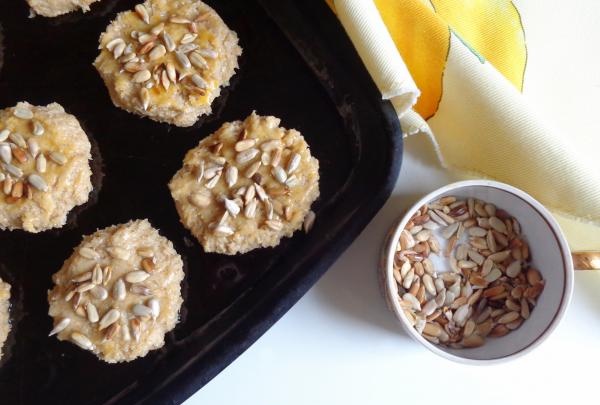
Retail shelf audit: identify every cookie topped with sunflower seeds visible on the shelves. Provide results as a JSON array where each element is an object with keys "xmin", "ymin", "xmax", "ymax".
[
  {"xmin": 93, "ymin": 0, "xmax": 241, "ymax": 127},
  {"xmin": 169, "ymin": 112, "xmax": 320, "ymax": 255},
  {"xmin": 0, "ymin": 102, "xmax": 93, "ymax": 233},
  {"xmin": 26, "ymin": 0, "xmax": 102, "ymax": 17},
  {"xmin": 0, "ymin": 278, "xmax": 10, "ymax": 360},
  {"xmin": 47, "ymin": 219, "xmax": 184, "ymax": 363}
]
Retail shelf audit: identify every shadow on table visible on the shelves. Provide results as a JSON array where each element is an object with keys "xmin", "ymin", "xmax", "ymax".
[
  {"xmin": 309, "ymin": 134, "xmax": 461, "ymax": 338},
  {"xmin": 310, "ymin": 193, "xmax": 423, "ymax": 339},
  {"xmin": 575, "ymin": 271, "xmax": 600, "ymax": 315}
]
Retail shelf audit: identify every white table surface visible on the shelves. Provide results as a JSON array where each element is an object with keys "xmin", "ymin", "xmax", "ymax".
[{"xmin": 185, "ymin": 134, "xmax": 600, "ymax": 405}]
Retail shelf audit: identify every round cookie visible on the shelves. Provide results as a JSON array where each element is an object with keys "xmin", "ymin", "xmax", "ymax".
[
  {"xmin": 0, "ymin": 278, "xmax": 10, "ymax": 360},
  {"xmin": 169, "ymin": 112, "xmax": 320, "ymax": 255},
  {"xmin": 48, "ymin": 219, "xmax": 184, "ymax": 363},
  {"xmin": 93, "ymin": 0, "xmax": 242, "ymax": 127},
  {"xmin": 26, "ymin": 0, "xmax": 102, "ymax": 17},
  {"xmin": 0, "ymin": 102, "xmax": 93, "ymax": 233}
]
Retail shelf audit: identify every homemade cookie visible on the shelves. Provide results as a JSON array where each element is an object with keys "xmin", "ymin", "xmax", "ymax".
[
  {"xmin": 47, "ymin": 219, "xmax": 184, "ymax": 363},
  {"xmin": 0, "ymin": 102, "xmax": 93, "ymax": 233},
  {"xmin": 0, "ymin": 278, "xmax": 10, "ymax": 360},
  {"xmin": 169, "ymin": 112, "xmax": 320, "ymax": 255},
  {"xmin": 93, "ymin": 0, "xmax": 242, "ymax": 127},
  {"xmin": 27, "ymin": 0, "xmax": 101, "ymax": 17}
]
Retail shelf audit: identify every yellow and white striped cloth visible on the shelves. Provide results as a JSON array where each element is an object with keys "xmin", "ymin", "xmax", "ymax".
[{"xmin": 328, "ymin": 0, "xmax": 600, "ymax": 250}]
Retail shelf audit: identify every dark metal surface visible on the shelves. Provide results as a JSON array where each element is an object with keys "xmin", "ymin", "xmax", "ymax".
[{"xmin": 0, "ymin": 0, "xmax": 403, "ymax": 404}]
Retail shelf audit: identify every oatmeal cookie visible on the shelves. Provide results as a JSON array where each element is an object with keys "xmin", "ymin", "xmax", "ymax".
[{"xmin": 169, "ymin": 112, "xmax": 320, "ymax": 254}]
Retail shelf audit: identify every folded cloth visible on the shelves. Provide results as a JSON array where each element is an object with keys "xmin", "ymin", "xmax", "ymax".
[{"xmin": 330, "ymin": 0, "xmax": 600, "ymax": 250}]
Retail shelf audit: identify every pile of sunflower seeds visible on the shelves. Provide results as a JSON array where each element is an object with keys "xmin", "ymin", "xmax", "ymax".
[{"xmin": 394, "ymin": 196, "xmax": 545, "ymax": 348}]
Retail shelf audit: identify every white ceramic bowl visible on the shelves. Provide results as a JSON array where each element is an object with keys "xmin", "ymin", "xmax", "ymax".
[{"xmin": 380, "ymin": 180, "xmax": 574, "ymax": 364}]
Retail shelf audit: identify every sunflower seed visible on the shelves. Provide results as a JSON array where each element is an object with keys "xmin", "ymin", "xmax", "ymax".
[
  {"xmin": 170, "ymin": 16, "xmax": 191, "ymax": 24},
  {"xmin": 468, "ymin": 226, "xmax": 487, "ymax": 237},
  {"xmin": 235, "ymin": 139, "xmax": 256, "ymax": 152},
  {"xmin": 26, "ymin": 174, "xmax": 48, "ymax": 192},
  {"xmin": 35, "ymin": 153, "xmax": 47, "ymax": 173},
  {"xmin": 149, "ymin": 22, "xmax": 165, "ymax": 35},
  {"xmin": 205, "ymin": 172, "xmax": 221, "ymax": 189},
  {"xmin": 13, "ymin": 106, "xmax": 33, "ymax": 119},
  {"xmin": 286, "ymin": 153, "xmax": 301, "ymax": 174},
  {"xmin": 181, "ymin": 33, "xmax": 198, "ymax": 44},
  {"xmin": 175, "ymin": 51, "xmax": 191, "ymax": 69},
  {"xmin": 130, "ymin": 284, "xmax": 152, "ymax": 296},
  {"xmin": 214, "ymin": 224, "xmax": 234, "ymax": 235},
  {"xmin": 49, "ymin": 151, "xmax": 67, "ymax": 165},
  {"xmin": 86, "ymin": 303, "xmax": 99, "ymax": 323},
  {"xmin": 266, "ymin": 219, "xmax": 283, "ymax": 231},
  {"xmin": 71, "ymin": 332, "xmax": 94, "ymax": 350},
  {"xmin": 10, "ymin": 180, "xmax": 23, "ymax": 198},
  {"xmin": 102, "ymin": 267, "xmax": 112, "ymax": 286},
  {"xmin": 244, "ymin": 199, "xmax": 258, "ymax": 219},
  {"xmin": 92, "ymin": 264, "xmax": 103, "ymax": 285},
  {"xmin": 0, "ymin": 129, "xmax": 9, "ymax": 142},
  {"xmin": 49, "ymin": 317, "xmax": 71, "ymax": 336},
  {"xmin": 453, "ymin": 304, "xmax": 470, "ymax": 327},
  {"xmin": 233, "ymin": 148, "xmax": 260, "ymax": 166},
  {"xmin": 254, "ymin": 183, "xmax": 268, "ymax": 201},
  {"xmin": 402, "ymin": 293, "xmax": 421, "ymax": 311},
  {"xmin": 79, "ymin": 247, "xmax": 99, "ymax": 260},
  {"xmin": 106, "ymin": 37, "xmax": 125, "ymax": 51},
  {"xmin": 125, "ymin": 271, "xmax": 150, "ymax": 284},
  {"xmin": 132, "ymin": 304, "xmax": 153, "ymax": 318},
  {"xmin": 461, "ymin": 334, "xmax": 484, "ymax": 348},
  {"xmin": 526, "ymin": 268, "xmax": 542, "ymax": 285},
  {"xmin": 223, "ymin": 198, "xmax": 240, "ymax": 217},
  {"xmin": 113, "ymin": 278, "xmax": 126, "ymax": 301},
  {"xmin": 271, "ymin": 166, "xmax": 287, "ymax": 184},
  {"xmin": 178, "ymin": 43, "xmax": 198, "ymax": 54},
  {"xmin": 135, "ymin": 4, "xmax": 150, "ymax": 24},
  {"xmin": 197, "ymin": 48, "xmax": 218, "ymax": 58},
  {"xmin": 402, "ymin": 269, "xmax": 415, "ymax": 289},
  {"xmin": 148, "ymin": 44, "xmax": 166, "ymax": 61},
  {"xmin": 188, "ymin": 73, "xmax": 206, "ymax": 90},
  {"xmin": 147, "ymin": 298, "xmax": 160, "ymax": 319},
  {"xmin": 270, "ymin": 148, "xmax": 282, "ymax": 167},
  {"xmin": 259, "ymin": 140, "xmax": 282, "ymax": 153},
  {"xmin": 71, "ymin": 271, "xmax": 92, "ymax": 283},
  {"xmin": 26, "ymin": 138, "xmax": 40, "ymax": 158},
  {"xmin": 130, "ymin": 318, "xmax": 142, "ymax": 342},
  {"xmin": 76, "ymin": 282, "xmax": 95, "ymax": 293},
  {"xmin": 506, "ymin": 260, "xmax": 522, "ymax": 278},
  {"xmin": 422, "ymin": 300, "xmax": 438, "ymax": 316},
  {"xmin": 133, "ymin": 69, "xmax": 151, "ymax": 83},
  {"xmin": 484, "ymin": 268, "xmax": 502, "ymax": 283},
  {"xmin": 102, "ymin": 323, "xmax": 120, "ymax": 342},
  {"xmin": 498, "ymin": 311, "xmax": 520, "ymax": 324},
  {"xmin": 242, "ymin": 161, "xmax": 260, "ymax": 179},
  {"xmin": 225, "ymin": 166, "xmax": 238, "ymax": 187},
  {"xmin": 113, "ymin": 42, "xmax": 126, "ymax": 59},
  {"xmin": 99, "ymin": 308, "xmax": 120, "ymax": 330},
  {"xmin": 441, "ymin": 222, "xmax": 459, "ymax": 239},
  {"xmin": 489, "ymin": 216, "xmax": 507, "ymax": 234},
  {"xmin": 90, "ymin": 285, "xmax": 108, "ymax": 301},
  {"xmin": 0, "ymin": 144, "xmax": 11, "ymax": 164}
]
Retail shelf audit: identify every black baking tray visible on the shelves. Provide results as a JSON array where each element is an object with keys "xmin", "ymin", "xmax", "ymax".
[{"xmin": 0, "ymin": 0, "xmax": 403, "ymax": 403}]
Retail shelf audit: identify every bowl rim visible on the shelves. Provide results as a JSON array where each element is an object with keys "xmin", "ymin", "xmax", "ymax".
[{"xmin": 382, "ymin": 180, "xmax": 574, "ymax": 364}]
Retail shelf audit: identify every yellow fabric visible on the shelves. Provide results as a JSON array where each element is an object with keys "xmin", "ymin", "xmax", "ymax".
[{"xmin": 329, "ymin": 0, "xmax": 600, "ymax": 250}]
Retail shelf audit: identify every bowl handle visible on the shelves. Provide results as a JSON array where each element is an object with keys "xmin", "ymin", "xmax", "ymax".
[{"xmin": 572, "ymin": 251, "xmax": 600, "ymax": 270}]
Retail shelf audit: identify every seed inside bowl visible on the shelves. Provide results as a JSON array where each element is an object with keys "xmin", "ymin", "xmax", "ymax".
[{"xmin": 394, "ymin": 196, "xmax": 545, "ymax": 348}]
